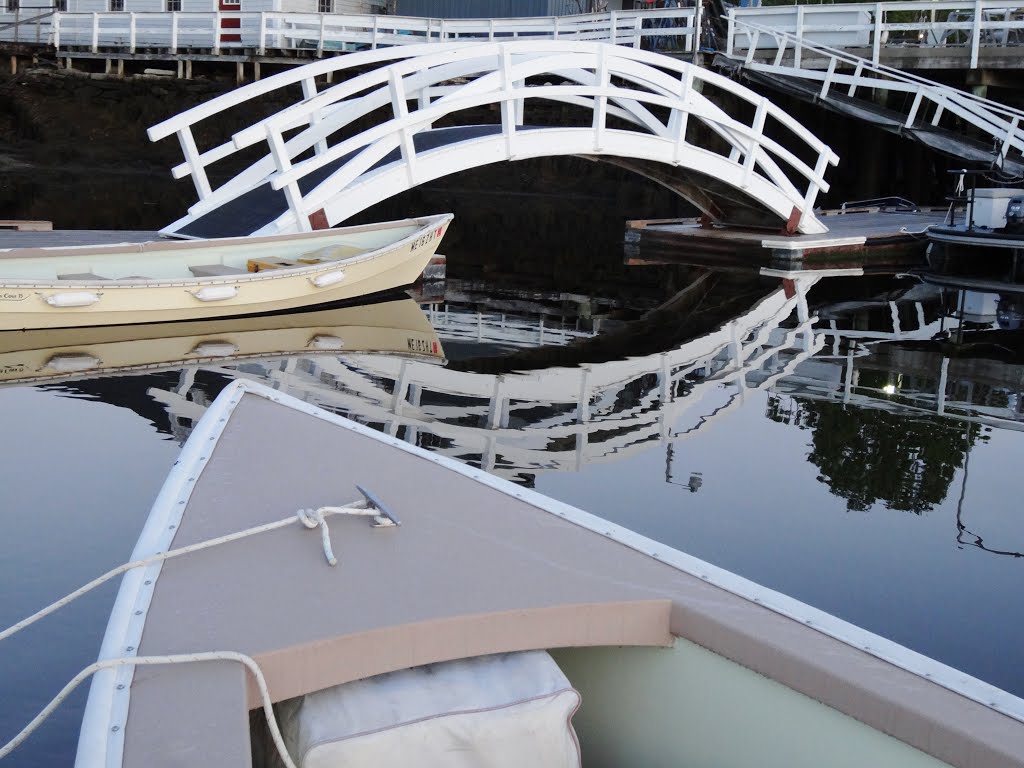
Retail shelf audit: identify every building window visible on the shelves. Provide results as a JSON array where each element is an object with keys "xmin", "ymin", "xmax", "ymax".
[
  {"xmin": 54, "ymin": 0, "xmax": 67, "ymax": 10},
  {"xmin": 5, "ymin": 0, "xmax": 18, "ymax": 13},
  {"xmin": 109, "ymin": 0, "xmax": 123, "ymax": 10},
  {"xmin": 166, "ymin": 0, "xmax": 180, "ymax": 9},
  {"xmin": 318, "ymin": 0, "xmax": 333, "ymax": 12}
]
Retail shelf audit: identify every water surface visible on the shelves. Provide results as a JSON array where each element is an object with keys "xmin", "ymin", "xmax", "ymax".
[{"xmin": 1, "ymin": 269, "xmax": 1022, "ymax": 766}]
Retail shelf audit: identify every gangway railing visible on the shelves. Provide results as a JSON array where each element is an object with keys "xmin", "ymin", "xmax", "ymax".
[
  {"xmin": 727, "ymin": 1, "xmax": 1024, "ymax": 70},
  {"xmin": 725, "ymin": 18, "xmax": 1024, "ymax": 171},
  {"xmin": 4, "ymin": 7, "xmax": 696, "ymax": 54}
]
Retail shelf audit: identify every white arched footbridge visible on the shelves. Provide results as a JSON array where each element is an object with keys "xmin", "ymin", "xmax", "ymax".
[{"xmin": 150, "ymin": 41, "xmax": 839, "ymax": 239}]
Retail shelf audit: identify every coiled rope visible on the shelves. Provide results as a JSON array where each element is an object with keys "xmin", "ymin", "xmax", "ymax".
[{"xmin": 0, "ymin": 494, "xmax": 393, "ymax": 761}]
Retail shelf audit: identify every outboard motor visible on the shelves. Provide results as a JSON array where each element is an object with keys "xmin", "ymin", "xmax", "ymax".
[
  {"xmin": 1005, "ymin": 197, "xmax": 1024, "ymax": 233},
  {"xmin": 997, "ymin": 296, "xmax": 1024, "ymax": 330}
]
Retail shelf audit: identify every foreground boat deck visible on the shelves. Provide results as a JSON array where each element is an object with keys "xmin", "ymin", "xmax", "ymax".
[{"xmin": 93, "ymin": 382, "xmax": 1024, "ymax": 768}]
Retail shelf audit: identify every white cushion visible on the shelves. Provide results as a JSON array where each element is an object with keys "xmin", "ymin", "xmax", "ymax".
[{"xmin": 278, "ymin": 651, "xmax": 581, "ymax": 768}]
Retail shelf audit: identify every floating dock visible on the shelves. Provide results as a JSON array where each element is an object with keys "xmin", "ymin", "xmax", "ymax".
[{"xmin": 625, "ymin": 209, "xmax": 948, "ymax": 266}]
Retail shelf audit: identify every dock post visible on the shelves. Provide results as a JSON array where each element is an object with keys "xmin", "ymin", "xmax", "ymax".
[
  {"xmin": 117, "ymin": 59, "xmax": 124, "ymax": 77},
  {"xmin": 254, "ymin": 61, "xmax": 261, "ymax": 80},
  {"xmin": 177, "ymin": 60, "xmax": 183, "ymax": 78},
  {"xmin": 236, "ymin": 61, "xmax": 244, "ymax": 85},
  {"xmin": 185, "ymin": 59, "xmax": 193, "ymax": 80},
  {"xmin": 8, "ymin": 55, "xmax": 15, "ymax": 75}
]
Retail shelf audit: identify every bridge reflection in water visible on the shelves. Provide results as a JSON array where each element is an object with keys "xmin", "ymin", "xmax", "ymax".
[
  {"xmin": 137, "ymin": 276, "xmax": 817, "ymax": 481},
  {"xmin": 19, "ymin": 270, "xmax": 1023, "ymax": 556}
]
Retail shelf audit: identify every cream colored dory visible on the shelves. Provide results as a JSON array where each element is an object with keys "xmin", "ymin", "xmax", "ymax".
[
  {"xmin": 0, "ymin": 215, "xmax": 451, "ymax": 330},
  {"xmin": 5, "ymin": 380, "xmax": 1022, "ymax": 768}
]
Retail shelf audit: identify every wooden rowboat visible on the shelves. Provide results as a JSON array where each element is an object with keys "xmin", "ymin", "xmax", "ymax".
[
  {"xmin": 0, "ymin": 214, "xmax": 451, "ymax": 331},
  {"xmin": 59, "ymin": 379, "xmax": 1024, "ymax": 768}
]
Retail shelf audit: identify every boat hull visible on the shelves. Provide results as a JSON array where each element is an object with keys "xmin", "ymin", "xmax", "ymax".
[
  {"xmin": 0, "ymin": 216, "xmax": 451, "ymax": 331},
  {"xmin": 927, "ymin": 225, "xmax": 1024, "ymax": 251}
]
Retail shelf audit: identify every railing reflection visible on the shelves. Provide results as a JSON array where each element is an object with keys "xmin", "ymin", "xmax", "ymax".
[{"xmin": 140, "ymin": 276, "xmax": 820, "ymax": 482}]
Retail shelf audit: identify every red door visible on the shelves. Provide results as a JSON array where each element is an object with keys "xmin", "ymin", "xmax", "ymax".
[{"xmin": 219, "ymin": 0, "xmax": 241, "ymax": 43}]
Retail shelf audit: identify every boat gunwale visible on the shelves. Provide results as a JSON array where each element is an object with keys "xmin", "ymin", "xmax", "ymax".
[
  {"xmin": 926, "ymin": 225, "xmax": 1024, "ymax": 249},
  {"xmin": 0, "ymin": 214, "xmax": 453, "ymax": 289},
  {"xmin": 75, "ymin": 381, "xmax": 251, "ymax": 768}
]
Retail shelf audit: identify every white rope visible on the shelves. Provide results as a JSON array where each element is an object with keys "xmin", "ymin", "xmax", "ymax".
[
  {"xmin": 0, "ymin": 651, "xmax": 298, "ymax": 768},
  {"xmin": 297, "ymin": 508, "xmax": 337, "ymax": 566},
  {"xmin": 0, "ymin": 499, "xmax": 371, "ymax": 644}
]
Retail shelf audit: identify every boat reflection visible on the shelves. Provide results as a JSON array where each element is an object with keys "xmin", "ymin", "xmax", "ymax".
[{"xmin": 0, "ymin": 295, "xmax": 444, "ymax": 387}]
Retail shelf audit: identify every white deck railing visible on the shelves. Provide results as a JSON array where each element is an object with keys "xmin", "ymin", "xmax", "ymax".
[
  {"xmin": 727, "ymin": 1, "xmax": 1024, "ymax": 69},
  {"xmin": 726, "ymin": 18, "xmax": 1024, "ymax": 170},
  {"xmin": 10, "ymin": 8, "xmax": 696, "ymax": 55},
  {"xmin": 0, "ymin": 4, "xmax": 55, "ymax": 45}
]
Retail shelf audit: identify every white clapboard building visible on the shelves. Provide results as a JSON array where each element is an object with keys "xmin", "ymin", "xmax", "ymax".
[
  {"xmin": 1, "ymin": 0, "xmax": 382, "ymax": 50},
  {"xmin": 0, "ymin": 0, "xmax": 689, "ymax": 61}
]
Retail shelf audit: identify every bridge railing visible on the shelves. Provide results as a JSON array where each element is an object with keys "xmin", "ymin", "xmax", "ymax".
[
  {"xmin": 28, "ymin": 8, "xmax": 695, "ymax": 54},
  {"xmin": 727, "ymin": 18, "xmax": 1024, "ymax": 169},
  {"xmin": 727, "ymin": 1, "xmax": 1024, "ymax": 69},
  {"xmin": 149, "ymin": 41, "xmax": 837, "ymax": 236}
]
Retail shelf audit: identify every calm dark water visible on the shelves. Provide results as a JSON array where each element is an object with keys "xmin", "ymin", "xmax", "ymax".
[
  {"xmin": 1, "ymin": 265, "xmax": 1023, "ymax": 765},
  {"xmin": 0, "ymin": 182, "xmax": 1019, "ymax": 768}
]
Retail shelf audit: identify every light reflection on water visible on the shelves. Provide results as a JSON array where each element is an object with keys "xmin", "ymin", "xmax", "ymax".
[{"xmin": 1, "ymin": 274, "xmax": 1023, "ymax": 766}]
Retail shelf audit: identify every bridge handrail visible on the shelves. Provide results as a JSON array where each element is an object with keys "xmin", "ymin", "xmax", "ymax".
[
  {"xmin": 266, "ymin": 81, "xmax": 825, "ymax": 210},
  {"xmin": 45, "ymin": 7, "xmax": 695, "ymax": 55},
  {"xmin": 727, "ymin": 0, "xmax": 1024, "ymax": 69},
  {"xmin": 728, "ymin": 17, "xmax": 1024, "ymax": 163},
  {"xmin": 149, "ymin": 41, "xmax": 836, "ymax": 236}
]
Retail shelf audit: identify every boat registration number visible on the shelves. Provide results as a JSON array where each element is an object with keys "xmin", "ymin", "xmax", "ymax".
[
  {"xmin": 407, "ymin": 337, "xmax": 437, "ymax": 354},
  {"xmin": 410, "ymin": 227, "xmax": 443, "ymax": 251},
  {"xmin": 0, "ymin": 290, "xmax": 30, "ymax": 302}
]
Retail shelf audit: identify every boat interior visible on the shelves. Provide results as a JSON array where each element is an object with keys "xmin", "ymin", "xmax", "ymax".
[
  {"xmin": 0, "ymin": 224, "xmax": 423, "ymax": 283},
  {"xmin": 251, "ymin": 639, "xmax": 960, "ymax": 768}
]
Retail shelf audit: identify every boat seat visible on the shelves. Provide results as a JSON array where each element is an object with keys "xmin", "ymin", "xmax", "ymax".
[
  {"xmin": 57, "ymin": 272, "xmax": 108, "ymax": 281},
  {"xmin": 189, "ymin": 264, "xmax": 248, "ymax": 277},
  {"xmin": 297, "ymin": 243, "xmax": 366, "ymax": 262},
  {"xmin": 247, "ymin": 257, "xmax": 302, "ymax": 273}
]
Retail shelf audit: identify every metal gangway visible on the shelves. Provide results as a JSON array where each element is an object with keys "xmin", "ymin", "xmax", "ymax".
[
  {"xmin": 723, "ymin": 14, "xmax": 1024, "ymax": 174},
  {"xmin": 149, "ymin": 40, "xmax": 838, "ymax": 239}
]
